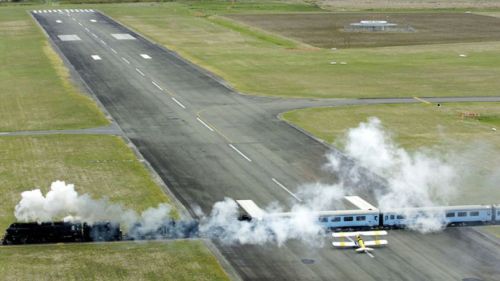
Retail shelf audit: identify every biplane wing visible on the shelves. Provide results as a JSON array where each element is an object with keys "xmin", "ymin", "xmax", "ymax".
[
  {"xmin": 332, "ymin": 230, "xmax": 387, "ymax": 238},
  {"xmin": 364, "ymin": 240, "xmax": 388, "ymax": 247},
  {"xmin": 332, "ymin": 241, "xmax": 356, "ymax": 248}
]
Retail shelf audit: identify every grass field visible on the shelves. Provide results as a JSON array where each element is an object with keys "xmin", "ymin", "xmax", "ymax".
[
  {"xmin": 0, "ymin": 7, "xmax": 108, "ymax": 132},
  {"xmin": 228, "ymin": 13, "xmax": 500, "ymax": 48},
  {"xmin": 0, "ymin": 240, "xmax": 229, "ymax": 281},
  {"xmin": 315, "ymin": 0, "xmax": 500, "ymax": 10},
  {"xmin": 99, "ymin": 3, "xmax": 500, "ymax": 99}
]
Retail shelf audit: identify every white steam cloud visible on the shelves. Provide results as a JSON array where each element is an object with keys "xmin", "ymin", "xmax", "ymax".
[
  {"xmin": 14, "ymin": 181, "xmax": 172, "ymax": 232},
  {"xmin": 331, "ymin": 117, "xmax": 458, "ymax": 232}
]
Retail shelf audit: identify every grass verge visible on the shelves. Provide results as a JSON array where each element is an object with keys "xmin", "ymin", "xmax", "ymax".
[
  {"xmin": 0, "ymin": 6, "xmax": 108, "ymax": 132},
  {"xmin": 0, "ymin": 240, "xmax": 229, "ymax": 281}
]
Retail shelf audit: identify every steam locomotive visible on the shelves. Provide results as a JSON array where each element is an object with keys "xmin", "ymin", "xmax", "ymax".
[
  {"xmin": 1, "ymin": 220, "xmax": 199, "ymax": 245},
  {"xmin": 2, "ymin": 222, "xmax": 121, "ymax": 245}
]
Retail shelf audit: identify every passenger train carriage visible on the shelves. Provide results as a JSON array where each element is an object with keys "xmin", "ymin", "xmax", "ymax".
[{"xmin": 236, "ymin": 200, "xmax": 500, "ymax": 230}]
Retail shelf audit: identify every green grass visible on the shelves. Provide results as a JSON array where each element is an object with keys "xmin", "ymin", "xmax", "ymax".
[
  {"xmin": 0, "ymin": 7, "xmax": 108, "ymax": 132},
  {"xmin": 0, "ymin": 135, "xmax": 171, "ymax": 232},
  {"xmin": 282, "ymin": 102, "xmax": 500, "ymax": 148},
  {"xmin": 97, "ymin": 3, "xmax": 500, "ymax": 99},
  {"xmin": 0, "ymin": 240, "xmax": 229, "ymax": 281}
]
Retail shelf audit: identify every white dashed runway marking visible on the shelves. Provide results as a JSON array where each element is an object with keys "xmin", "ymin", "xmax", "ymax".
[
  {"xmin": 172, "ymin": 97, "xmax": 186, "ymax": 109},
  {"xmin": 121, "ymin": 57, "xmax": 130, "ymax": 64},
  {"xmin": 56, "ymin": 20, "xmax": 62, "ymax": 23},
  {"xmin": 58, "ymin": 34, "xmax": 81, "ymax": 41},
  {"xmin": 91, "ymin": 55, "xmax": 102, "ymax": 61},
  {"xmin": 136, "ymin": 68, "xmax": 145, "ymax": 76},
  {"xmin": 152, "ymin": 81, "xmax": 163, "ymax": 91},
  {"xmin": 229, "ymin": 144, "xmax": 252, "ymax": 162},
  {"xmin": 140, "ymin": 54, "xmax": 152, "ymax": 59},
  {"xmin": 111, "ymin": 33, "xmax": 136, "ymax": 40},
  {"xmin": 90, "ymin": 19, "xmax": 97, "ymax": 23},
  {"xmin": 110, "ymin": 48, "xmax": 117, "ymax": 54}
]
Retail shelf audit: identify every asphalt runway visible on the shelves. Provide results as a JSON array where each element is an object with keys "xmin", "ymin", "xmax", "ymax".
[{"xmin": 32, "ymin": 9, "xmax": 500, "ymax": 281}]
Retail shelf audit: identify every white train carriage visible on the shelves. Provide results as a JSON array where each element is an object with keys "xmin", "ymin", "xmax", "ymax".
[
  {"xmin": 442, "ymin": 205, "xmax": 492, "ymax": 225},
  {"xmin": 382, "ymin": 205, "xmax": 493, "ymax": 228},
  {"xmin": 316, "ymin": 209, "xmax": 380, "ymax": 230},
  {"xmin": 493, "ymin": 204, "xmax": 500, "ymax": 222}
]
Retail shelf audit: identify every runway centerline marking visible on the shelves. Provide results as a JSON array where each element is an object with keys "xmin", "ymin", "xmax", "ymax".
[
  {"xmin": 78, "ymin": 22, "xmax": 82, "ymax": 26},
  {"xmin": 272, "ymin": 178, "xmax": 302, "ymax": 202},
  {"xmin": 152, "ymin": 81, "xmax": 163, "ymax": 91},
  {"xmin": 171, "ymin": 97, "xmax": 186, "ymax": 109},
  {"xmin": 84, "ymin": 27, "xmax": 89, "ymax": 32},
  {"xmin": 229, "ymin": 144, "xmax": 252, "ymax": 162},
  {"xmin": 110, "ymin": 48, "xmax": 117, "ymax": 54},
  {"xmin": 197, "ymin": 117, "xmax": 214, "ymax": 132},
  {"xmin": 91, "ymin": 55, "xmax": 101, "ymax": 61},
  {"xmin": 91, "ymin": 33, "xmax": 98, "ymax": 38},
  {"xmin": 135, "ymin": 68, "xmax": 145, "ymax": 76},
  {"xmin": 413, "ymin": 96, "xmax": 431, "ymax": 104},
  {"xmin": 121, "ymin": 57, "xmax": 130, "ymax": 64},
  {"xmin": 100, "ymin": 39, "xmax": 107, "ymax": 45},
  {"xmin": 56, "ymin": 20, "xmax": 62, "ymax": 23}
]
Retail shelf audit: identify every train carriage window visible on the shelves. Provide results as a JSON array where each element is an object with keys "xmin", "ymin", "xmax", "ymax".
[
  {"xmin": 356, "ymin": 216, "xmax": 366, "ymax": 221},
  {"xmin": 319, "ymin": 217, "xmax": 328, "ymax": 222},
  {"xmin": 330, "ymin": 217, "xmax": 341, "ymax": 222},
  {"xmin": 343, "ymin": 216, "xmax": 353, "ymax": 222},
  {"xmin": 396, "ymin": 215, "xmax": 405, "ymax": 220},
  {"xmin": 457, "ymin": 212, "xmax": 467, "ymax": 217},
  {"xmin": 385, "ymin": 215, "xmax": 388, "ymax": 220},
  {"xmin": 390, "ymin": 215, "xmax": 395, "ymax": 220},
  {"xmin": 469, "ymin": 211, "xmax": 479, "ymax": 216},
  {"xmin": 446, "ymin": 213, "xmax": 455, "ymax": 218}
]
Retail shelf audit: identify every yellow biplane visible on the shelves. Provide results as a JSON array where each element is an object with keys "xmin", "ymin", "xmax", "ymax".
[{"xmin": 332, "ymin": 231, "xmax": 388, "ymax": 258}]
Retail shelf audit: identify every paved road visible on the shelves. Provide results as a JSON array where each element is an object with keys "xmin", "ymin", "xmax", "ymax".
[
  {"xmin": 32, "ymin": 9, "xmax": 500, "ymax": 281},
  {"xmin": 0, "ymin": 123, "xmax": 122, "ymax": 136}
]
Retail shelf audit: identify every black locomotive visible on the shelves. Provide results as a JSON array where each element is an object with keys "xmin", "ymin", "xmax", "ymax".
[
  {"xmin": 2, "ymin": 219, "xmax": 199, "ymax": 245},
  {"xmin": 2, "ymin": 221, "xmax": 121, "ymax": 245}
]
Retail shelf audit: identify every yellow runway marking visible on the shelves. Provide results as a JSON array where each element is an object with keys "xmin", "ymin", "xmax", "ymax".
[{"xmin": 413, "ymin": 96, "xmax": 431, "ymax": 104}]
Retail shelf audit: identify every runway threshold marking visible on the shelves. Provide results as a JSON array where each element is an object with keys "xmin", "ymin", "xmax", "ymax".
[
  {"xmin": 140, "ymin": 54, "xmax": 152, "ymax": 59},
  {"xmin": 229, "ymin": 144, "xmax": 252, "ymax": 162},
  {"xmin": 196, "ymin": 117, "xmax": 214, "ymax": 132},
  {"xmin": 413, "ymin": 96, "xmax": 431, "ymax": 104},
  {"xmin": 152, "ymin": 81, "xmax": 163, "ymax": 91},
  {"xmin": 171, "ymin": 97, "xmax": 186, "ymax": 109},
  {"xmin": 121, "ymin": 57, "xmax": 130, "ymax": 64},
  {"xmin": 271, "ymin": 178, "xmax": 302, "ymax": 202},
  {"xmin": 135, "ymin": 68, "xmax": 145, "ymax": 76}
]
